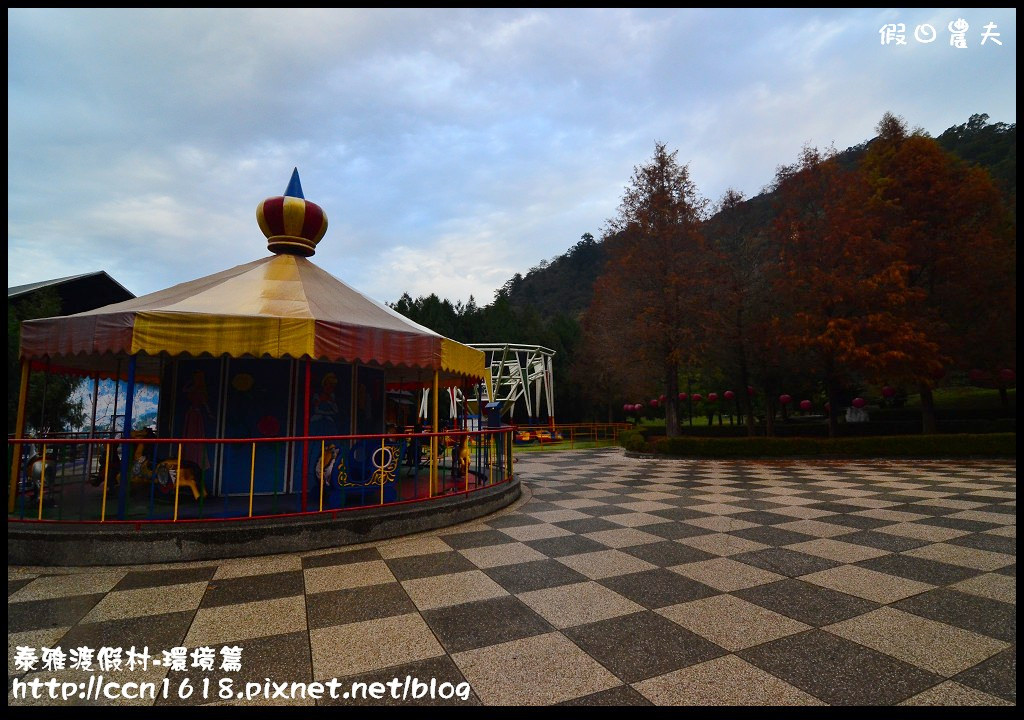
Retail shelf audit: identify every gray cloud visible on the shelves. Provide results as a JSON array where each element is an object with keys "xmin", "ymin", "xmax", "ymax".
[{"xmin": 8, "ymin": 8, "xmax": 1016, "ymax": 306}]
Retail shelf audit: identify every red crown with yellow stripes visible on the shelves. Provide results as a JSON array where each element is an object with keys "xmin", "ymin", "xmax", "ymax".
[{"xmin": 256, "ymin": 168, "xmax": 328, "ymax": 257}]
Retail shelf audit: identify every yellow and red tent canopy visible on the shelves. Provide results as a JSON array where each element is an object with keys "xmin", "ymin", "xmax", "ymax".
[{"xmin": 19, "ymin": 253, "xmax": 488, "ymax": 388}]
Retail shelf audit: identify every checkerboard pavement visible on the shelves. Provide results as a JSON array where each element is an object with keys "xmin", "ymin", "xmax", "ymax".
[{"xmin": 8, "ymin": 448, "xmax": 1016, "ymax": 706}]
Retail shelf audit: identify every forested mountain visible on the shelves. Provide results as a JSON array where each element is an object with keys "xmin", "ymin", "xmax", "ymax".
[{"xmin": 391, "ymin": 113, "xmax": 1015, "ymax": 422}]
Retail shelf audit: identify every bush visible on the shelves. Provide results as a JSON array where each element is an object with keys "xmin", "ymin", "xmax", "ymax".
[
  {"xmin": 635, "ymin": 433, "xmax": 1016, "ymax": 459},
  {"xmin": 618, "ymin": 430, "xmax": 648, "ymax": 453}
]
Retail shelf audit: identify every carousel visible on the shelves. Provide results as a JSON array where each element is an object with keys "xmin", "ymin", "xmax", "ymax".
[{"xmin": 9, "ymin": 170, "xmax": 510, "ymax": 537}]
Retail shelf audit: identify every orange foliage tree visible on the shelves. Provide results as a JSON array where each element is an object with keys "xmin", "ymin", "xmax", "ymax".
[{"xmin": 581, "ymin": 143, "xmax": 712, "ymax": 437}]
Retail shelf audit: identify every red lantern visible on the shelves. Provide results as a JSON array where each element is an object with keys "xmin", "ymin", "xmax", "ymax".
[
  {"xmin": 659, "ymin": 394, "xmax": 666, "ymax": 403},
  {"xmin": 650, "ymin": 399, "xmax": 659, "ymax": 408},
  {"xmin": 799, "ymin": 400, "xmax": 812, "ymax": 411},
  {"xmin": 691, "ymin": 393, "xmax": 703, "ymax": 403},
  {"xmin": 678, "ymin": 393, "xmax": 688, "ymax": 401},
  {"xmin": 969, "ymin": 369, "xmax": 990, "ymax": 383},
  {"xmin": 852, "ymin": 397, "xmax": 866, "ymax": 409},
  {"xmin": 623, "ymin": 404, "xmax": 631, "ymax": 413},
  {"xmin": 708, "ymin": 392, "xmax": 719, "ymax": 402},
  {"xmin": 747, "ymin": 386, "xmax": 755, "ymax": 396},
  {"xmin": 724, "ymin": 390, "xmax": 735, "ymax": 400},
  {"xmin": 779, "ymin": 394, "xmax": 792, "ymax": 406},
  {"xmin": 881, "ymin": 386, "xmax": 895, "ymax": 398},
  {"xmin": 824, "ymin": 402, "xmax": 831, "ymax": 413},
  {"xmin": 998, "ymin": 368, "xmax": 1016, "ymax": 382}
]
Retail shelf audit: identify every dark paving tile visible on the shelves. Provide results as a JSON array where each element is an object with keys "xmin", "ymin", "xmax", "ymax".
[
  {"xmin": 641, "ymin": 522, "xmax": 716, "ymax": 540},
  {"xmin": 57, "ymin": 610, "xmax": 194, "ymax": 655},
  {"xmin": 953, "ymin": 646, "xmax": 1016, "ymax": 703},
  {"xmin": 8, "ymin": 594, "xmax": 106, "ymax": 633},
  {"xmin": 732, "ymin": 547, "xmax": 842, "ymax": 577},
  {"xmin": 855, "ymin": 554, "xmax": 981, "ymax": 586},
  {"xmin": 557, "ymin": 684, "xmax": 652, "ymax": 706},
  {"xmin": 730, "ymin": 526, "xmax": 815, "ymax": 547},
  {"xmin": 994, "ymin": 564, "xmax": 1015, "ymax": 577},
  {"xmin": 812, "ymin": 514, "xmax": 891, "ymax": 530},
  {"xmin": 8, "ymin": 578, "xmax": 33, "ymax": 597},
  {"xmin": 918, "ymin": 516, "xmax": 1001, "ymax": 532},
  {"xmin": 893, "ymin": 588, "xmax": 1015, "ymax": 643},
  {"xmin": 485, "ymin": 513, "xmax": 543, "ymax": 529},
  {"xmin": 620, "ymin": 541, "xmax": 715, "ymax": 567},
  {"xmin": 975, "ymin": 503, "xmax": 1015, "ymax": 515},
  {"xmin": 113, "ymin": 566, "xmax": 216, "ymax": 591},
  {"xmin": 809, "ymin": 502, "xmax": 874, "ymax": 515},
  {"xmin": 438, "ymin": 529, "xmax": 518, "ymax": 550},
  {"xmin": 564, "ymin": 611, "xmax": 727, "ymax": 684},
  {"xmin": 580, "ymin": 504, "xmax": 646, "ymax": 518},
  {"xmin": 321, "ymin": 655, "xmax": 480, "ymax": 705},
  {"xmin": 306, "ymin": 582, "xmax": 416, "ymax": 630},
  {"xmin": 159, "ymin": 630, "xmax": 312, "ymax": 705},
  {"xmin": 730, "ymin": 499, "xmax": 799, "ymax": 512},
  {"xmin": 554, "ymin": 517, "xmax": 622, "ymax": 534},
  {"xmin": 734, "ymin": 579, "xmax": 879, "ymax": 627},
  {"xmin": 730, "ymin": 511, "xmax": 797, "ymax": 526},
  {"xmin": 598, "ymin": 569, "xmax": 719, "ymax": 609},
  {"xmin": 831, "ymin": 530, "xmax": 929, "ymax": 552},
  {"xmin": 649, "ymin": 507, "xmax": 714, "ymax": 522},
  {"xmin": 422, "ymin": 595, "xmax": 551, "ymax": 653},
  {"xmin": 384, "ymin": 551, "xmax": 477, "ymax": 581},
  {"xmin": 200, "ymin": 570, "xmax": 305, "ymax": 609},
  {"xmin": 739, "ymin": 629, "xmax": 941, "ymax": 705},
  {"xmin": 302, "ymin": 546, "xmax": 383, "ymax": 570},
  {"xmin": 524, "ymin": 535, "xmax": 607, "ymax": 558},
  {"xmin": 946, "ymin": 532, "xmax": 1017, "ymax": 555},
  {"xmin": 484, "ymin": 559, "xmax": 589, "ymax": 595}
]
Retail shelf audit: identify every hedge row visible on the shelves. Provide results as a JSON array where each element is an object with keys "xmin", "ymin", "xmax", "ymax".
[
  {"xmin": 618, "ymin": 432, "xmax": 1016, "ymax": 458},
  {"xmin": 629, "ymin": 418, "xmax": 1016, "ymax": 439}
]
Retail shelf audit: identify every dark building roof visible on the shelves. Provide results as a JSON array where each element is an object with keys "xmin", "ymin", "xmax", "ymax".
[{"xmin": 8, "ymin": 271, "xmax": 135, "ymax": 315}]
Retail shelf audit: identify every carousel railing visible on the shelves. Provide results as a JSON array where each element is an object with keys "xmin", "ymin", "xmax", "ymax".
[{"xmin": 7, "ymin": 428, "xmax": 515, "ymax": 524}]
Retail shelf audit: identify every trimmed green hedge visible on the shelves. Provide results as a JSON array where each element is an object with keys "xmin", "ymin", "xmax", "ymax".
[{"xmin": 620, "ymin": 433, "xmax": 1016, "ymax": 458}]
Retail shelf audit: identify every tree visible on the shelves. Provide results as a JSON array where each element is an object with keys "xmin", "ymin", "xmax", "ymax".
[
  {"xmin": 768, "ymin": 143, "xmax": 931, "ymax": 437},
  {"xmin": 861, "ymin": 112, "xmax": 1016, "ymax": 431},
  {"xmin": 583, "ymin": 143, "xmax": 711, "ymax": 437},
  {"xmin": 8, "ymin": 288, "xmax": 86, "ymax": 434}
]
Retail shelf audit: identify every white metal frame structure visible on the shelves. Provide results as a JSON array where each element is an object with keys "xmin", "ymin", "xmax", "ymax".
[{"xmin": 416, "ymin": 343, "xmax": 556, "ymax": 425}]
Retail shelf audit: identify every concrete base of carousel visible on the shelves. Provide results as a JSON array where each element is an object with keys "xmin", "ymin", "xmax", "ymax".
[{"xmin": 7, "ymin": 478, "xmax": 521, "ymax": 567}]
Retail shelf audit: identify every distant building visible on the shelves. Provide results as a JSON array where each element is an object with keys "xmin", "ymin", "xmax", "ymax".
[{"xmin": 8, "ymin": 271, "xmax": 135, "ymax": 315}]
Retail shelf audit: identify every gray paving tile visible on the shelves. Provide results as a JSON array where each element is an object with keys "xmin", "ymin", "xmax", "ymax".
[
  {"xmin": 113, "ymin": 567, "xmax": 216, "ymax": 591},
  {"xmin": 8, "ymin": 579, "xmax": 33, "ymax": 597},
  {"xmin": 731, "ymin": 548, "xmax": 841, "ymax": 577},
  {"xmin": 739, "ymin": 629, "xmax": 942, "ymax": 705},
  {"xmin": 734, "ymin": 579, "xmax": 879, "ymax": 627},
  {"xmin": 7, "ymin": 594, "xmax": 106, "ymax": 634},
  {"xmin": 306, "ymin": 581, "xmax": 416, "ymax": 629},
  {"xmin": 557, "ymin": 684, "xmax": 652, "ymax": 706},
  {"xmin": 321, "ymin": 655, "xmax": 480, "ymax": 706},
  {"xmin": 200, "ymin": 570, "xmax": 305, "ymax": 608},
  {"xmin": 828, "ymin": 530, "xmax": 930, "ymax": 552},
  {"xmin": 422, "ymin": 595, "xmax": 552, "ymax": 653},
  {"xmin": 563, "ymin": 611, "xmax": 727, "ymax": 683},
  {"xmin": 301, "ymin": 547, "xmax": 383, "ymax": 569},
  {"xmin": 483, "ymin": 559, "xmax": 589, "ymax": 594},
  {"xmin": 56, "ymin": 609, "xmax": 195, "ymax": 657},
  {"xmin": 953, "ymin": 647, "xmax": 1016, "ymax": 703},
  {"xmin": 552, "ymin": 517, "xmax": 622, "ymax": 534},
  {"xmin": 438, "ymin": 529, "xmax": 517, "ymax": 550},
  {"xmin": 620, "ymin": 540, "xmax": 716, "ymax": 567},
  {"xmin": 893, "ymin": 588, "xmax": 1015, "ymax": 643},
  {"xmin": 855, "ymin": 553, "xmax": 981, "ymax": 586},
  {"xmin": 946, "ymin": 532, "xmax": 1017, "ymax": 556},
  {"xmin": 730, "ymin": 526, "xmax": 815, "ymax": 547},
  {"xmin": 158, "ymin": 631, "xmax": 313, "ymax": 706},
  {"xmin": 384, "ymin": 551, "xmax": 477, "ymax": 581},
  {"xmin": 598, "ymin": 569, "xmax": 720, "ymax": 609},
  {"xmin": 524, "ymin": 534, "xmax": 608, "ymax": 557}
]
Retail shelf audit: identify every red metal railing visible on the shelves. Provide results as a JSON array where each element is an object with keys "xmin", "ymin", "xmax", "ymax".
[{"xmin": 7, "ymin": 428, "xmax": 514, "ymax": 525}]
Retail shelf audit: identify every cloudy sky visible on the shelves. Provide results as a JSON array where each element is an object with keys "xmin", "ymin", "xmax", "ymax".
[{"xmin": 8, "ymin": 8, "xmax": 1016, "ymax": 307}]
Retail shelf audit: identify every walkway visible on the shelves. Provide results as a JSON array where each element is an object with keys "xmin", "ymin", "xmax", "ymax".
[{"xmin": 8, "ymin": 448, "xmax": 1016, "ymax": 706}]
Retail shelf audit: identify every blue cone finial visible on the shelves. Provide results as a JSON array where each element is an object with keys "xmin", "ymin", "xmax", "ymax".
[{"xmin": 284, "ymin": 167, "xmax": 304, "ymax": 199}]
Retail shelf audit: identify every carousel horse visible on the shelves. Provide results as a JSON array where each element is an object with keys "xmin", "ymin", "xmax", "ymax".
[
  {"xmin": 456, "ymin": 435, "xmax": 471, "ymax": 477},
  {"xmin": 89, "ymin": 430, "xmax": 206, "ymax": 500}
]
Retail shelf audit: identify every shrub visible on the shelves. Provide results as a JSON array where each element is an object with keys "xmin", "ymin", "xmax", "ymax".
[{"xmin": 639, "ymin": 433, "xmax": 1015, "ymax": 459}]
